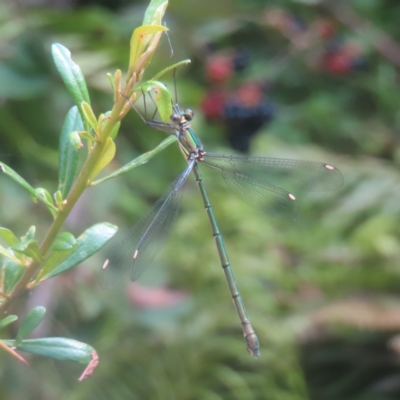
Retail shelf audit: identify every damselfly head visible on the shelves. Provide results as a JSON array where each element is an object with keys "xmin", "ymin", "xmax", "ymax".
[
  {"xmin": 170, "ymin": 113, "xmax": 181, "ymax": 125},
  {"xmin": 183, "ymin": 109, "xmax": 194, "ymax": 121}
]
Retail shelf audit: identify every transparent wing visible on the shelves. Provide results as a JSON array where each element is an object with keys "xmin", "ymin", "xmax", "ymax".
[
  {"xmin": 203, "ymin": 154, "xmax": 343, "ymax": 219},
  {"xmin": 100, "ymin": 160, "xmax": 195, "ymax": 288},
  {"xmin": 205, "ymin": 153, "xmax": 343, "ymax": 192},
  {"xmin": 147, "ymin": 120, "xmax": 177, "ymax": 136}
]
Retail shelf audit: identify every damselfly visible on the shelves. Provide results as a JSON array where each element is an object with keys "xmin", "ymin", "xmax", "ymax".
[{"xmin": 101, "ymin": 100, "xmax": 343, "ymax": 357}]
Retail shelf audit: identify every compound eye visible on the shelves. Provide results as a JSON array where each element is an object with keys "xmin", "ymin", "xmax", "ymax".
[
  {"xmin": 183, "ymin": 109, "xmax": 194, "ymax": 121},
  {"xmin": 170, "ymin": 113, "xmax": 181, "ymax": 123}
]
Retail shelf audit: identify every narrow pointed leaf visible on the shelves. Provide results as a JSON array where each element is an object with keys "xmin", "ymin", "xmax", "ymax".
[
  {"xmin": 21, "ymin": 226, "xmax": 36, "ymax": 243},
  {"xmin": 15, "ymin": 306, "xmax": 46, "ymax": 345},
  {"xmin": 96, "ymin": 113, "xmax": 105, "ymax": 134},
  {"xmin": 141, "ymin": 80, "xmax": 172, "ymax": 122},
  {"xmin": 13, "ymin": 241, "xmax": 41, "ymax": 262},
  {"xmin": 107, "ymin": 72, "xmax": 114, "ymax": 90},
  {"xmin": 151, "ymin": 59, "xmax": 191, "ymax": 81},
  {"xmin": 3, "ymin": 258, "xmax": 25, "ymax": 294},
  {"xmin": 0, "ymin": 162, "xmax": 57, "ymax": 211},
  {"xmin": 51, "ymin": 43, "xmax": 90, "ymax": 112},
  {"xmin": 0, "ymin": 245, "xmax": 24, "ymax": 265},
  {"xmin": 129, "ymin": 25, "xmax": 168, "ymax": 69},
  {"xmin": 0, "ymin": 228, "xmax": 19, "ymax": 247},
  {"xmin": 143, "ymin": 0, "xmax": 168, "ymax": 25},
  {"xmin": 35, "ymin": 188, "xmax": 57, "ymax": 218},
  {"xmin": 91, "ymin": 136, "xmax": 176, "ymax": 186},
  {"xmin": 39, "ymin": 223, "xmax": 117, "ymax": 281},
  {"xmin": 81, "ymin": 101, "xmax": 97, "ymax": 129},
  {"xmin": 89, "ymin": 138, "xmax": 116, "ymax": 181},
  {"xmin": 13, "ymin": 337, "xmax": 94, "ymax": 364},
  {"xmin": 50, "ymin": 232, "xmax": 76, "ymax": 251},
  {"xmin": 35, "ymin": 188, "xmax": 53, "ymax": 207},
  {"xmin": 113, "ymin": 70, "xmax": 121, "ymax": 101},
  {"xmin": 0, "ymin": 315, "xmax": 18, "ymax": 330},
  {"xmin": 59, "ymin": 106, "xmax": 85, "ymax": 198},
  {"xmin": 134, "ymin": 30, "xmax": 165, "ymax": 75}
]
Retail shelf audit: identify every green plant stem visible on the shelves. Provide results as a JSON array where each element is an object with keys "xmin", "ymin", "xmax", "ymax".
[{"xmin": 0, "ymin": 100, "xmax": 125, "ymax": 313}]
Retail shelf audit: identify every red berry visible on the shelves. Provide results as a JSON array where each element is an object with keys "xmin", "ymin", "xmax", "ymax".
[
  {"xmin": 322, "ymin": 52, "xmax": 351, "ymax": 74},
  {"xmin": 201, "ymin": 90, "xmax": 227, "ymax": 120},
  {"xmin": 205, "ymin": 56, "xmax": 233, "ymax": 83},
  {"xmin": 236, "ymin": 83, "xmax": 263, "ymax": 107},
  {"xmin": 315, "ymin": 20, "xmax": 336, "ymax": 39}
]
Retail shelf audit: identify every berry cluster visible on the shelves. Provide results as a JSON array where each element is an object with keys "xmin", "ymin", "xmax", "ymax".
[
  {"xmin": 204, "ymin": 47, "xmax": 251, "ymax": 84},
  {"xmin": 321, "ymin": 40, "xmax": 367, "ymax": 75},
  {"xmin": 201, "ymin": 48, "xmax": 276, "ymax": 152},
  {"xmin": 265, "ymin": 9, "xmax": 367, "ymax": 75}
]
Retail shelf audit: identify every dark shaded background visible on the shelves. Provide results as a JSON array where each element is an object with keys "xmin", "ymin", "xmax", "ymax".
[{"xmin": 1, "ymin": 0, "xmax": 400, "ymax": 399}]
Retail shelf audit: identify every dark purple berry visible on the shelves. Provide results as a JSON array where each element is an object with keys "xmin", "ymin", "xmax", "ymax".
[
  {"xmin": 223, "ymin": 99, "xmax": 277, "ymax": 152},
  {"xmin": 232, "ymin": 48, "xmax": 251, "ymax": 73},
  {"xmin": 350, "ymin": 57, "xmax": 367, "ymax": 71}
]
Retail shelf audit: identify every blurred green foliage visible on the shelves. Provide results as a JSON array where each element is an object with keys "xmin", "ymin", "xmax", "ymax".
[{"xmin": 1, "ymin": 0, "xmax": 400, "ymax": 399}]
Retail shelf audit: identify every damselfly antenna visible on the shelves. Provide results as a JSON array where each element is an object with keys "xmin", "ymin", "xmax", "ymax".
[{"xmin": 173, "ymin": 68, "xmax": 178, "ymax": 105}]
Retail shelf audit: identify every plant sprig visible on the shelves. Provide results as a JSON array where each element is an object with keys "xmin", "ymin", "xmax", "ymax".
[{"xmin": 0, "ymin": 0, "xmax": 184, "ymax": 379}]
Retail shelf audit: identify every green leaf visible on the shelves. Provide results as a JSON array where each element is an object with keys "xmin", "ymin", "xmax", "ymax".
[
  {"xmin": 89, "ymin": 137, "xmax": 116, "ymax": 181},
  {"xmin": 36, "ymin": 249, "xmax": 74, "ymax": 283},
  {"xmin": 141, "ymin": 80, "xmax": 172, "ymax": 122},
  {"xmin": 91, "ymin": 135, "xmax": 176, "ymax": 186},
  {"xmin": 143, "ymin": 0, "xmax": 168, "ymax": 25},
  {"xmin": 129, "ymin": 25, "xmax": 168, "ymax": 69},
  {"xmin": 51, "ymin": 43, "xmax": 90, "ymax": 119},
  {"xmin": 15, "ymin": 306, "xmax": 46, "ymax": 345},
  {"xmin": 0, "ymin": 245, "xmax": 24, "ymax": 265},
  {"xmin": 50, "ymin": 232, "xmax": 76, "ymax": 251},
  {"xmin": 0, "ymin": 315, "xmax": 18, "ymax": 330},
  {"xmin": 0, "ymin": 228, "xmax": 19, "ymax": 247},
  {"xmin": 21, "ymin": 226, "xmax": 36, "ymax": 243},
  {"xmin": 58, "ymin": 106, "xmax": 85, "ymax": 198},
  {"xmin": 39, "ymin": 223, "xmax": 117, "ymax": 281},
  {"xmin": 96, "ymin": 113, "xmax": 105, "ymax": 134},
  {"xmin": 12, "ymin": 240, "xmax": 41, "ymax": 262},
  {"xmin": 35, "ymin": 188, "xmax": 57, "ymax": 218},
  {"xmin": 13, "ymin": 337, "xmax": 94, "ymax": 364},
  {"xmin": 12, "ymin": 229, "xmax": 41, "ymax": 262},
  {"xmin": 81, "ymin": 101, "xmax": 97, "ymax": 130},
  {"xmin": 151, "ymin": 59, "xmax": 191, "ymax": 81},
  {"xmin": 107, "ymin": 72, "xmax": 114, "ymax": 90},
  {"xmin": 35, "ymin": 188, "xmax": 54, "ymax": 207},
  {"xmin": 3, "ymin": 258, "xmax": 25, "ymax": 294},
  {"xmin": 0, "ymin": 162, "xmax": 57, "ymax": 212}
]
